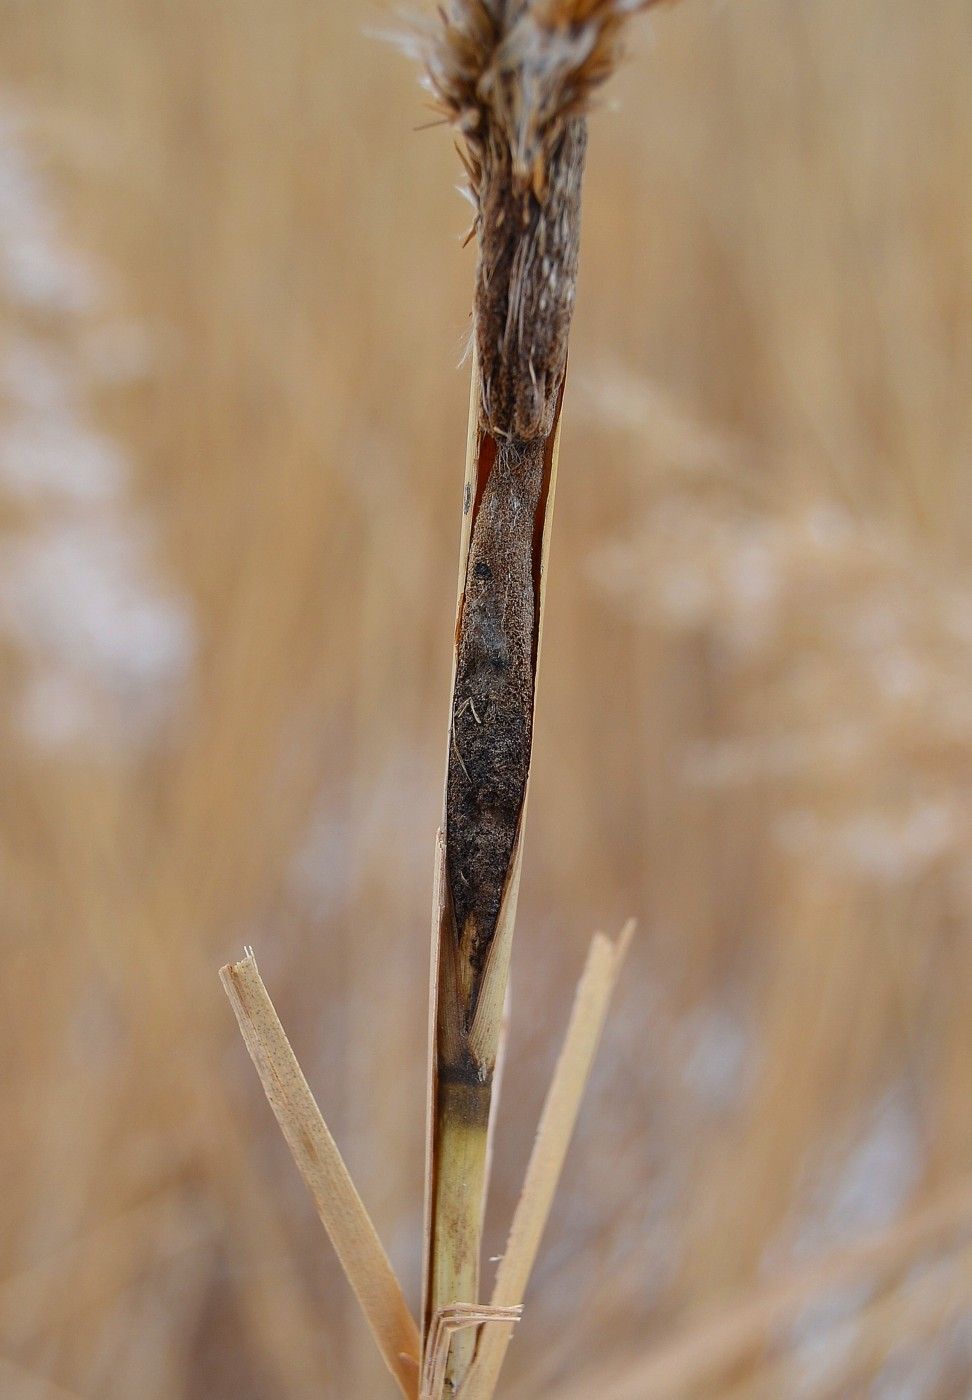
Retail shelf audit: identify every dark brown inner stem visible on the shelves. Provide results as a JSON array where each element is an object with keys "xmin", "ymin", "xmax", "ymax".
[{"xmin": 445, "ymin": 435, "xmax": 546, "ymax": 1016}]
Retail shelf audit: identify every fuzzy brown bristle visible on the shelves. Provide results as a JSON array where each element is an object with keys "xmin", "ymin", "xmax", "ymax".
[{"xmin": 425, "ymin": 0, "xmax": 669, "ymax": 199}]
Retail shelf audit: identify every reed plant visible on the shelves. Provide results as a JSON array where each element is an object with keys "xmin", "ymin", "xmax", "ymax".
[
  {"xmin": 222, "ymin": 1, "xmax": 665, "ymax": 1395},
  {"xmin": 420, "ymin": 1, "xmax": 667, "ymax": 1388},
  {"xmin": 4, "ymin": 0, "xmax": 971, "ymax": 1396}
]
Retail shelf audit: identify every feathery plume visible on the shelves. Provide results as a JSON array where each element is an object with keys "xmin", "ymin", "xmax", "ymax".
[{"xmin": 425, "ymin": 0, "xmax": 667, "ymax": 197}]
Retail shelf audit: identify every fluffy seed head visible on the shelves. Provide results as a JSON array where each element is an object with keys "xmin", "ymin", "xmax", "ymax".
[{"xmin": 424, "ymin": 0, "xmax": 669, "ymax": 200}]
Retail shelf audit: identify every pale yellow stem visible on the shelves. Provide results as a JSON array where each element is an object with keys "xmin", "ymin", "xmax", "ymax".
[{"xmin": 430, "ymin": 1076, "xmax": 492, "ymax": 1391}]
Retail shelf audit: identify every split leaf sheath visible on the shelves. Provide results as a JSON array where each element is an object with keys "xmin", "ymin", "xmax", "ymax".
[
  {"xmin": 429, "ymin": 118, "xmax": 586, "ymax": 1394},
  {"xmin": 423, "ymin": 1, "xmax": 671, "ymax": 1386},
  {"xmin": 443, "ymin": 112, "xmax": 586, "ymax": 1085}
]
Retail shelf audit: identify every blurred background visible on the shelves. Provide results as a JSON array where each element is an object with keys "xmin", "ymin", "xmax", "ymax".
[{"xmin": 2, "ymin": 0, "xmax": 971, "ymax": 1395}]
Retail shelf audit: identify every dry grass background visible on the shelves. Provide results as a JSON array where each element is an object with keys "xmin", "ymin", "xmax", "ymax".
[{"xmin": 1, "ymin": 1, "xmax": 971, "ymax": 1396}]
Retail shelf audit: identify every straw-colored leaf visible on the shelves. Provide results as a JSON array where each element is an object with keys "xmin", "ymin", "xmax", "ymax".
[
  {"xmin": 460, "ymin": 920, "xmax": 635, "ymax": 1399},
  {"xmin": 220, "ymin": 951, "xmax": 421, "ymax": 1399}
]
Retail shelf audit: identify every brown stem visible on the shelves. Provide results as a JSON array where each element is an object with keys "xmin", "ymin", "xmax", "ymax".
[{"xmin": 446, "ymin": 436, "xmax": 546, "ymax": 1017}]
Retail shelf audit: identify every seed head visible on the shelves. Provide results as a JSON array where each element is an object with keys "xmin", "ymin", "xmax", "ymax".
[{"xmin": 425, "ymin": 0, "xmax": 670, "ymax": 201}]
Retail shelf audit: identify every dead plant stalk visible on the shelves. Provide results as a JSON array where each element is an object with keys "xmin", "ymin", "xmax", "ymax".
[
  {"xmin": 422, "ymin": 1, "xmax": 666, "ymax": 1387},
  {"xmin": 221, "ymin": 3, "xmax": 663, "ymax": 1397}
]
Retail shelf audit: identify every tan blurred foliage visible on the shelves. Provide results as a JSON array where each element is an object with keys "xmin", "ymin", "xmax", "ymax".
[{"xmin": 1, "ymin": 1, "xmax": 971, "ymax": 1396}]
